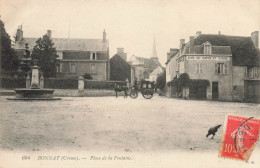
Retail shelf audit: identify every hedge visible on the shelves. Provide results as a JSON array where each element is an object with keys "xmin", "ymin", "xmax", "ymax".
[
  {"xmin": 84, "ymin": 80, "xmax": 126, "ymax": 90},
  {"xmin": 167, "ymin": 78, "xmax": 210, "ymax": 88},
  {"xmin": 44, "ymin": 78, "xmax": 78, "ymax": 89},
  {"xmin": 167, "ymin": 73, "xmax": 210, "ymax": 94},
  {"xmin": 1, "ymin": 77, "xmax": 127, "ymax": 90},
  {"xmin": 0, "ymin": 77, "xmax": 26, "ymax": 89},
  {"xmin": 44, "ymin": 78, "xmax": 126, "ymax": 89}
]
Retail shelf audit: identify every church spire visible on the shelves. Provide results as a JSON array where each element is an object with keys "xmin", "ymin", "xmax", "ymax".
[{"xmin": 151, "ymin": 36, "xmax": 158, "ymax": 60}]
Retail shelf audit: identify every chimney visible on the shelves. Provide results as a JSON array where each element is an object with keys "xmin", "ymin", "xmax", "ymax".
[
  {"xmin": 180, "ymin": 39, "xmax": 185, "ymax": 45},
  {"xmin": 117, "ymin": 48, "xmax": 127, "ymax": 61},
  {"xmin": 196, "ymin": 31, "xmax": 201, "ymax": 36},
  {"xmin": 103, "ymin": 29, "xmax": 106, "ymax": 42},
  {"xmin": 251, "ymin": 31, "xmax": 259, "ymax": 48},
  {"xmin": 218, "ymin": 31, "xmax": 221, "ymax": 35},
  {"xmin": 15, "ymin": 25, "xmax": 23, "ymax": 42},
  {"xmin": 189, "ymin": 36, "xmax": 195, "ymax": 54},
  {"xmin": 47, "ymin": 30, "xmax": 52, "ymax": 38},
  {"xmin": 117, "ymin": 48, "xmax": 124, "ymax": 53}
]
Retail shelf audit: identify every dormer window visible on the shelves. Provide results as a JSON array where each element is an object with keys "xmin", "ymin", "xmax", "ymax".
[
  {"xmin": 203, "ymin": 41, "xmax": 211, "ymax": 55},
  {"xmin": 57, "ymin": 51, "xmax": 63, "ymax": 59},
  {"xmin": 91, "ymin": 52, "xmax": 97, "ymax": 60}
]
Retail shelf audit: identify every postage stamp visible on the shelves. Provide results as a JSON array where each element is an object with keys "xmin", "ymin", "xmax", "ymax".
[{"xmin": 219, "ymin": 115, "xmax": 260, "ymax": 162}]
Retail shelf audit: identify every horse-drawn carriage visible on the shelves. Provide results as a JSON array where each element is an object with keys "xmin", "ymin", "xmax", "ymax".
[{"xmin": 114, "ymin": 80, "xmax": 155, "ymax": 99}]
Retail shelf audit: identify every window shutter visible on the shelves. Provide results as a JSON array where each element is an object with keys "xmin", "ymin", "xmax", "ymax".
[
  {"xmin": 60, "ymin": 63, "xmax": 62, "ymax": 72},
  {"xmin": 224, "ymin": 64, "xmax": 227, "ymax": 74},
  {"xmin": 254, "ymin": 67, "xmax": 258, "ymax": 78},
  {"xmin": 197, "ymin": 63, "xmax": 199, "ymax": 73},
  {"xmin": 200, "ymin": 63, "xmax": 203, "ymax": 73},
  {"xmin": 244, "ymin": 67, "xmax": 247, "ymax": 78},
  {"xmin": 215, "ymin": 63, "xmax": 218, "ymax": 74}
]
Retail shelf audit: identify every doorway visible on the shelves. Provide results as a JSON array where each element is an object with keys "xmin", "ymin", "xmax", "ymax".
[{"xmin": 212, "ymin": 82, "xmax": 219, "ymax": 100}]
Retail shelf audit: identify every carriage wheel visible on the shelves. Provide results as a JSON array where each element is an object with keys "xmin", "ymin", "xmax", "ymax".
[
  {"xmin": 142, "ymin": 90, "xmax": 153, "ymax": 99},
  {"xmin": 130, "ymin": 90, "xmax": 138, "ymax": 99}
]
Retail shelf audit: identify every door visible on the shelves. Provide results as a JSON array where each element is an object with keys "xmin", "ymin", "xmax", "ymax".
[
  {"xmin": 212, "ymin": 82, "xmax": 219, "ymax": 100},
  {"xmin": 244, "ymin": 80, "xmax": 260, "ymax": 103}
]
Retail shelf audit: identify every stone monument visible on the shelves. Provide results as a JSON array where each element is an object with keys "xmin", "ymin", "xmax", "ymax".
[{"xmin": 8, "ymin": 65, "xmax": 61, "ymax": 100}]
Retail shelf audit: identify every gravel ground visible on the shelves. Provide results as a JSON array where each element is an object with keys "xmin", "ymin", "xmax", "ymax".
[{"xmin": 0, "ymin": 95, "xmax": 259, "ymax": 153}]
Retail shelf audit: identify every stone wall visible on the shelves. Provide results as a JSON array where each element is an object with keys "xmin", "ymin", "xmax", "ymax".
[
  {"xmin": 59, "ymin": 61, "xmax": 107, "ymax": 80},
  {"xmin": 185, "ymin": 58, "xmax": 232, "ymax": 101},
  {"xmin": 232, "ymin": 66, "xmax": 245, "ymax": 101},
  {"xmin": 166, "ymin": 56, "xmax": 177, "ymax": 83}
]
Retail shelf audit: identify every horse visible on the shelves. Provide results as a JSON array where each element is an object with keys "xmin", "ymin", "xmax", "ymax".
[{"xmin": 114, "ymin": 84, "xmax": 129, "ymax": 98}]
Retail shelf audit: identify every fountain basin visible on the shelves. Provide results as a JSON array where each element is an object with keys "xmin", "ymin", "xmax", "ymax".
[{"xmin": 7, "ymin": 89, "xmax": 61, "ymax": 100}]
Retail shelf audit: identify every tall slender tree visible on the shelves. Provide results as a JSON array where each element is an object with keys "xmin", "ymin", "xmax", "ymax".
[
  {"xmin": 31, "ymin": 34, "xmax": 58, "ymax": 78},
  {"xmin": 0, "ymin": 19, "xmax": 19, "ymax": 76},
  {"xmin": 156, "ymin": 70, "xmax": 166, "ymax": 90}
]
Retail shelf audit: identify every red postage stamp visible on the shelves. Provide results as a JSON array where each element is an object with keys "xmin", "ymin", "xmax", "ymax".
[{"xmin": 219, "ymin": 115, "xmax": 260, "ymax": 162}]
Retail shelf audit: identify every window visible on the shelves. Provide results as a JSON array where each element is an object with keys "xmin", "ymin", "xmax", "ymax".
[
  {"xmin": 215, "ymin": 63, "xmax": 227, "ymax": 74},
  {"xmin": 91, "ymin": 52, "xmax": 97, "ymax": 60},
  {"xmin": 91, "ymin": 64, "xmax": 96, "ymax": 74},
  {"xmin": 246, "ymin": 67, "xmax": 259, "ymax": 78},
  {"xmin": 204, "ymin": 45, "xmax": 211, "ymax": 54},
  {"xmin": 57, "ymin": 51, "xmax": 63, "ymax": 59},
  {"xmin": 70, "ymin": 63, "xmax": 75, "ymax": 73},
  {"xmin": 204, "ymin": 42, "xmax": 211, "ymax": 55},
  {"xmin": 196, "ymin": 63, "xmax": 203, "ymax": 74},
  {"xmin": 224, "ymin": 64, "xmax": 227, "ymax": 74}
]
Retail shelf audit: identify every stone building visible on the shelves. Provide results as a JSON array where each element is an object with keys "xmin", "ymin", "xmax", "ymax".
[
  {"xmin": 166, "ymin": 31, "xmax": 260, "ymax": 102},
  {"xmin": 14, "ymin": 26, "xmax": 110, "ymax": 80}
]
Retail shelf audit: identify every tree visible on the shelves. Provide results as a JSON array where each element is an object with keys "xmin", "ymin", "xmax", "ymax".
[
  {"xmin": 156, "ymin": 70, "xmax": 166, "ymax": 90},
  {"xmin": 31, "ymin": 35, "xmax": 58, "ymax": 78},
  {"xmin": 0, "ymin": 19, "xmax": 19, "ymax": 76}
]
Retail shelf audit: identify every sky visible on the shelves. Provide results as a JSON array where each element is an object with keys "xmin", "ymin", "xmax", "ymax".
[{"xmin": 1, "ymin": 0, "xmax": 260, "ymax": 66}]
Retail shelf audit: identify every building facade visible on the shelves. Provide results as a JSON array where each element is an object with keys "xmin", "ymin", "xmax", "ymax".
[
  {"xmin": 14, "ymin": 27, "xmax": 110, "ymax": 80},
  {"xmin": 110, "ymin": 48, "xmax": 131, "ymax": 82},
  {"xmin": 166, "ymin": 31, "xmax": 260, "ymax": 102},
  {"xmin": 149, "ymin": 66, "xmax": 164, "ymax": 82}
]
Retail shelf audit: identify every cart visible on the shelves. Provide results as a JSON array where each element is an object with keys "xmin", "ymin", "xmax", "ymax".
[{"xmin": 129, "ymin": 81, "xmax": 154, "ymax": 99}]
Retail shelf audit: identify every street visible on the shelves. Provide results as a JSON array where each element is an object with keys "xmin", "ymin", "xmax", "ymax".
[{"xmin": 0, "ymin": 95, "xmax": 259, "ymax": 152}]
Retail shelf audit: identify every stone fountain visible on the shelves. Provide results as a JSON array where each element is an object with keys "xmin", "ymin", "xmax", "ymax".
[{"xmin": 8, "ymin": 65, "xmax": 61, "ymax": 100}]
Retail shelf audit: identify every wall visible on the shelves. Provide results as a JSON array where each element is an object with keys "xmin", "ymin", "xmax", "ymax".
[
  {"xmin": 166, "ymin": 56, "xmax": 177, "ymax": 83},
  {"xmin": 232, "ymin": 66, "xmax": 245, "ymax": 101},
  {"xmin": 149, "ymin": 67, "xmax": 163, "ymax": 82},
  {"xmin": 110, "ymin": 55, "xmax": 131, "ymax": 82},
  {"xmin": 59, "ymin": 61, "xmax": 107, "ymax": 80},
  {"xmin": 166, "ymin": 55, "xmax": 178, "ymax": 97},
  {"xmin": 133, "ymin": 66, "xmax": 145, "ymax": 81},
  {"xmin": 58, "ymin": 50, "xmax": 109, "ymax": 80},
  {"xmin": 185, "ymin": 56, "xmax": 233, "ymax": 101}
]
